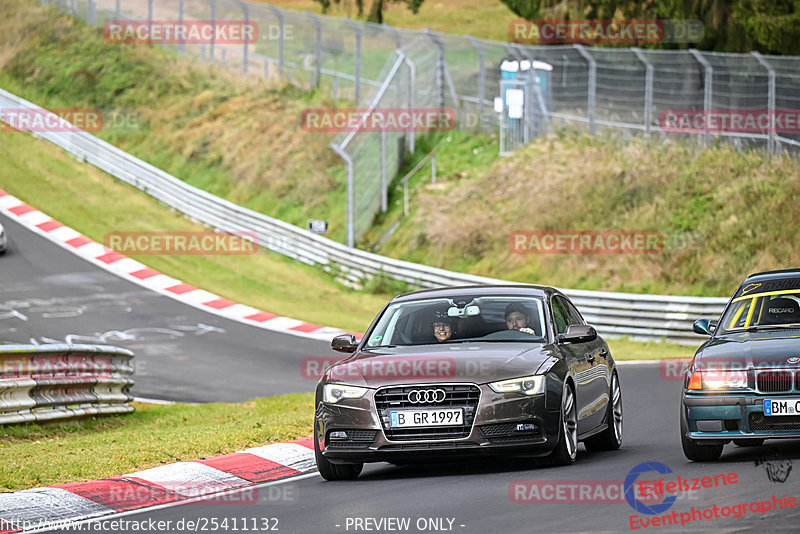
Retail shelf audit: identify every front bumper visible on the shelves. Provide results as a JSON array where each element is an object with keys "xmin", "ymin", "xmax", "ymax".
[
  {"xmin": 683, "ymin": 393, "xmax": 800, "ymax": 441},
  {"xmin": 316, "ymin": 383, "xmax": 561, "ymax": 464}
]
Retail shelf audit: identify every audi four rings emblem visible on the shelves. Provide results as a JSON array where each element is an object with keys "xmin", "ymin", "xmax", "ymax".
[{"xmin": 408, "ymin": 389, "xmax": 446, "ymax": 404}]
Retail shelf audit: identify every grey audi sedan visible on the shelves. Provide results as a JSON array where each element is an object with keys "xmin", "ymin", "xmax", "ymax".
[{"xmin": 314, "ymin": 285, "xmax": 622, "ymax": 480}]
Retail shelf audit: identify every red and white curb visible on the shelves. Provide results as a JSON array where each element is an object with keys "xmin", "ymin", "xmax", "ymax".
[
  {"xmin": 0, "ymin": 188, "xmax": 351, "ymax": 342},
  {"xmin": 0, "ymin": 438, "xmax": 316, "ymax": 533}
]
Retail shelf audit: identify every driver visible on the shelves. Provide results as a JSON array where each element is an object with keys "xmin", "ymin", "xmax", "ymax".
[
  {"xmin": 504, "ymin": 303, "xmax": 536, "ymax": 335},
  {"xmin": 432, "ymin": 310, "xmax": 454, "ymax": 342}
]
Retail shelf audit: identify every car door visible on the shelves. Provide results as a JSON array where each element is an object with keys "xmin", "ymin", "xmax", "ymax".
[
  {"xmin": 551, "ymin": 296, "xmax": 595, "ymax": 434},
  {"xmin": 559, "ymin": 296, "xmax": 610, "ymax": 431}
]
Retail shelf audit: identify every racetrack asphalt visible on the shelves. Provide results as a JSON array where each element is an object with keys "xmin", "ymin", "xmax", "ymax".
[
  {"xmin": 3, "ymin": 212, "xmax": 799, "ymax": 533},
  {"xmin": 50, "ymin": 363, "xmax": 800, "ymax": 533},
  {"xmin": 0, "ymin": 211, "xmax": 329, "ymax": 403}
]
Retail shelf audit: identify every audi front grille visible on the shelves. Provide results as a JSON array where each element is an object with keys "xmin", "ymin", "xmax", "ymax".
[{"xmin": 374, "ymin": 384, "xmax": 480, "ymax": 441}]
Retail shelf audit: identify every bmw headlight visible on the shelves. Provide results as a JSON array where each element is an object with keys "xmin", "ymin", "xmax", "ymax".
[
  {"xmin": 323, "ymin": 384, "xmax": 368, "ymax": 404},
  {"xmin": 688, "ymin": 370, "xmax": 748, "ymax": 390},
  {"xmin": 488, "ymin": 375, "xmax": 545, "ymax": 395}
]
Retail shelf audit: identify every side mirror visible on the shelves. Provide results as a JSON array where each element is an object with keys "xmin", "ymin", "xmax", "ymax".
[
  {"xmin": 692, "ymin": 318, "xmax": 716, "ymax": 336},
  {"xmin": 557, "ymin": 324, "xmax": 597, "ymax": 344},
  {"xmin": 331, "ymin": 333, "xmax": 358, "ymax": 353}
]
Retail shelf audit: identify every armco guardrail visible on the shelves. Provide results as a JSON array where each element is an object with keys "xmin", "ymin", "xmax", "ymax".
[
  {"xmin": 0, "ymin": 88, "xmax": 729, "ymax": 345},
  {"xmin": 0, "ymin": 344, "xmax": 134, "ymax": 425}
]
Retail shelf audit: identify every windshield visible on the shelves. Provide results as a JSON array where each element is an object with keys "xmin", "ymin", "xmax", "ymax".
[
  {"xmin": 365, "ymin": 295, "xmax": 548, "ymax": 347},
  {"xmin": 718, "ymin": 281, "xmax": 800, "ymax": 333}
]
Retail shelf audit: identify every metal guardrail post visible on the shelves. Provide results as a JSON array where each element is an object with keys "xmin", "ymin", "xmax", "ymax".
[
  {"xmin": 631, "ymin": 47, "xmax": 653, "ymax": 134},
  {"xmin": 467, "ymin": 36, "xmax": 486, "ymax": 131},
  {"xmin": 330, "ymin": 143, "xmax": 355, "ymax": 247},
  {"xmin": 306, "ymin": 11, "xmax": 322, "ymax": 88},
  {"xmin": 345, "ymin": 18, "xmax": 362, "ymax": 104},
  {"xmin": 689, "ymin": 49, "xmax": 712, "ymax": 147},
  {"xmin": 574, "ymin": 44, "xmax": 597, "ymax": 135},
  {"xmin": 752, "ymin": 51, "xmax": 776, "ymax": 156},
  {"xmin": 266, "ymin": 5, "xmax": 284, "ymax": 74},
  {"xmin": 236, "ymin": 0, "xmax": 250, "ymax": 74},
  {"xmin": 115, "ymin": 0, "xmax": 120, "ymax": 20},
  {"xmin": 380, "ymin": 129, "xmax": 388, "ymax": 212}
]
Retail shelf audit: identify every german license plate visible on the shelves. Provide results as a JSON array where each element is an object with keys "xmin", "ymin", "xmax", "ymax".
[
  {"xmin": 389, "ymin": 409, "xmax": 463, "ymax": 428},
  {"xmin": 764, "ymin": 398, "xmax": 800, "ymax": 416}
]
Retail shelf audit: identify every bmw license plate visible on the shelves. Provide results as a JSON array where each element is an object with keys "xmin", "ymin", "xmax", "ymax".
[
  {"xmin": 389, "ymin": 409, "xmax": 463, "ymax": 428},
  {"xmin": 764, "ymin": 398, "xmax": 800, "ymax": 416}
]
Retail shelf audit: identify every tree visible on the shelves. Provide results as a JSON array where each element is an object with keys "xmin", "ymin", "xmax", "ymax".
[
  {"xmin": 499, "ymin": 0, "xmax": 800, "ymax": 53},
  {"xmin": 315, "ymin": 0, "xmax": 426, "ymax": 24}
]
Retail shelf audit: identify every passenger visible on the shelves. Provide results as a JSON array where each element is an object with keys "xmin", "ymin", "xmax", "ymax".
[
  {"xmin": 504, "ymin": 303, "xmax": 536, "ymax": 335},
  {"xmin": 432, "ymin": 311, "xmax": 454, "ymax": 342}
]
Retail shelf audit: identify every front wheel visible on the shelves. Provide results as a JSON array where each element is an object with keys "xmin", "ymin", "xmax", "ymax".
[
  {"xmin": 540, "ymin": 382, "xmax": 578, "ymax": 467},
  {"xmin": 680, "ymin": 407, "xmax": 723, "ymax": 462},
  {"xmin": 584, "ymin": 371, "xmax": 623, "ymax": 452},
  {"xmin": 314, "ymin": 426, "xmax": 363, "ymax": 481}
]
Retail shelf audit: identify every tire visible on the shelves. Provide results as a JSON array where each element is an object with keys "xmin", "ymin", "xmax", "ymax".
[
  {"xmin": 539, "ymin": 382, "xmax": 578, "ymax": 467},
  {"xmin": 733, "ymin": 439, "xmax": 764, "ymax": 447},
  {"xmin": 680, "ymin": 407, "xmax": 723, "ymax": 462},
  {"xmin": 584, "ymin": 372, "xmax": 623, "ymax": 452},
  {"xmin": 314, "ymin": 426, "xmax": 363, "ymax": 481}
]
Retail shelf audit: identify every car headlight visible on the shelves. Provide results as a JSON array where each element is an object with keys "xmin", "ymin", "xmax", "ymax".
[
  {"xmin": 323, "ymin": 384, "xmax": 368, "ymax": 404},
  {"xmin": 688, "ymin": 370, "xmax": 748, "ymax": 390},
  {"xmin": 488, "ymin": 375, "xmax": 545, "ymax": 395}
]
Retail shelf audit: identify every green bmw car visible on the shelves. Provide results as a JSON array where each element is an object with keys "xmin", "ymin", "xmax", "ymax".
[{"xmin": 681, "ymin": 269, "xmax": 800, "ymax": 461}]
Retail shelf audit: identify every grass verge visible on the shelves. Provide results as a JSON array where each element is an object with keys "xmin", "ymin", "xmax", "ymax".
[
  {"xmin": 0, "ymin": 131, "xmax": 390, "ymax": 333},
  {"xmin": 0, "ymin": 394, "xmax": 314, "ymax": 492}
]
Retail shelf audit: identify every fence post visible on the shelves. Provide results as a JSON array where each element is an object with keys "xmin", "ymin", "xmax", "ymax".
[
  {"xmin": 689, "ymin": 49, "xmax": 712, "ymax": 147},
  {"xmin": 404, "ymin": 54, "xmax": 416, "ymax": 154},
  {"xmin": 573, "ymin": 44, "xmax": 596, "ymax": 135},
  {"xmin": 208, "ymin": 0, "xmax": 215, "ymax": 60},
  {"xmin": 631, "ymin": 47, "xmax": 653, "ymax": 134},
  {"xmin": 331, "ymin": 143, "xmax": 355, "ymax": 248},
  {"xmin": 236, "ymin": 0, "xmax": 249, "ymax": 74},
  {"xmin": 424, "ymin": 29, "xmax": 447, "ymax": 110},
  {"xmin": 752, "ymin": 51, "xmax": 776, "ymax": 156},
  {"xmin": 513, "ymin": 44, "xmax": 551, "ymax": 138},
  {"xmin": 266, "ymin": 5, "xmax": 284, "ymax": 74},
  {"xmin": 381, "ymin": 129, "xmax": 388, "ymax": 212},
  {"xmin": 345, "ymin": 18, "xmax": 362, "ymax": 104},
  {"xmin": 467, "ymin": 36, "xmax": 486, "ymax": 131},
  {"xmin": 87, "ymin": 0, "xmax": 95, "ymax": 25},
  {"xmin": 178, "ymin": 0, "xmax": 185, "ymax": 55},
  {"xmin": 306, "ymin": 12, "xmax": 322, "ymax": 89},
  {"xmin": 382, "ymin": 23, "xmax": 402, "ymax": 49}
]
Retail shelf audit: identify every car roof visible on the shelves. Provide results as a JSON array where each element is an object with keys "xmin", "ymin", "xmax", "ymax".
[
  {"xmin": 744, "ymin": 268, "xmax": 800, "ymax": 283},
  {"xmin": 390, "ymin": 284, "xmax": 554, "ymax": 303}
]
